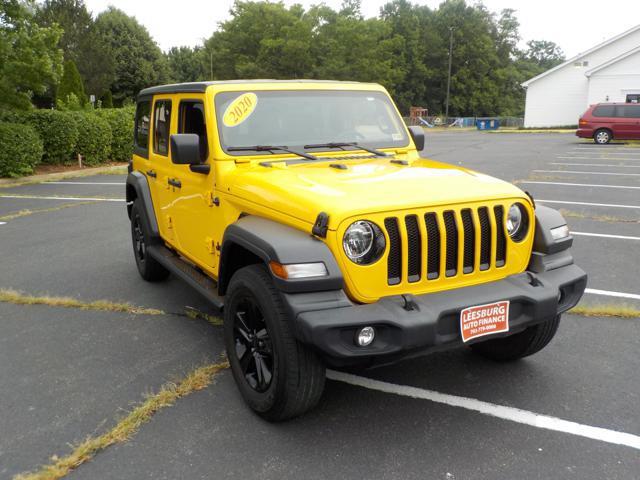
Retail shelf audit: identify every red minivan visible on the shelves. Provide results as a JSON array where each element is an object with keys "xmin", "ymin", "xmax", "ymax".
[{"xmin": 576, "ymin": 103, "xmax": 640, "ymax": 144}]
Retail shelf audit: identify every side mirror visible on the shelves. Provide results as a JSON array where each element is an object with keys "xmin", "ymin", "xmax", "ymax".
[
  {"xmin": 170, "ymin": 134, "xmax": 201, "ymax": 165},
  {"xmin": 408, "ymin": 126, "xmax": 425, "ymax": 152}
]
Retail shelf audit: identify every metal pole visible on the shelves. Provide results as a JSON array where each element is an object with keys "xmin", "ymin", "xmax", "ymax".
[{"xmin": 445, "ymin": 27, "xmax": 453, "ymax": 123}]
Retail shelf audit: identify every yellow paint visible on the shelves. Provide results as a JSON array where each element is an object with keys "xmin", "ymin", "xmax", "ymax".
[
  {"xmin": 132, "ymin": 80, "xmax": 535, "ymax": 303},
  {"xmin": 222, "ymin": 92, "xmax": 257, "ymax": 127}
]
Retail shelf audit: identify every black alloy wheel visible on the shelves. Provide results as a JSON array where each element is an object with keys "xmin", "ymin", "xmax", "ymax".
[{"xmin": 232, "ymin": 296, "xmax": 274, "ymax": 393}]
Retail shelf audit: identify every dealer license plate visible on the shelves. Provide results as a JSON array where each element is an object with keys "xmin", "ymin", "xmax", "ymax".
[{"xmin": 460, "ymin": 300, "xmax": 510, "ymax": 343}]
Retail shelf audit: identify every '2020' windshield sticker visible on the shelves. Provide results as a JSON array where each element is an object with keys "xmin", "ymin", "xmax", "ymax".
[{"xmin": 223, "ymin": 92, "xmax": 258, "ymax": 127}]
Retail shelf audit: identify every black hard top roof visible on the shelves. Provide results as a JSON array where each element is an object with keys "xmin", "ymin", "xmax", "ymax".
[{"xmin": 137, "ymin": 79, "xmax": 368, "ymax": 97}]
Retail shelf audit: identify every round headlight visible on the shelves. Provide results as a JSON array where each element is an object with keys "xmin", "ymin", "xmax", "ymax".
[
  {"xmin": 506, "ymin": 203, "xmax": 528, "ymax": 241},
  {"xmin": 343, "ymin": 221, "xmax": 386, "ymax": 265}
]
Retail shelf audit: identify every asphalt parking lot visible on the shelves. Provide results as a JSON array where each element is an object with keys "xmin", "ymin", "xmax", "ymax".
[{"xmin": 1, "ymin": 131, "xmax": 638, "ymax": 479}]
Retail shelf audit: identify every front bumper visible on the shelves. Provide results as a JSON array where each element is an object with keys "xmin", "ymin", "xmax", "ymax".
[{"xmin": 283, "ymin": 263, "xmax": 587, "ymax": 367}]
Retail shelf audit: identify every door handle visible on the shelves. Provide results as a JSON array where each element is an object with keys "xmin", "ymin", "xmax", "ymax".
[
  {"xmin": 146, "ymin": 169, "xmax": 157, "ymax": 178},
  {"xmin": 167, "ymin": 178, "xmax": 182, "ymax": 188}
]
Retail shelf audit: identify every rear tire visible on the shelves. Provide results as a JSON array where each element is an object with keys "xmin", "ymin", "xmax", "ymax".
[
  {"xmin": 224, "ymin": 264, "xmax": 325, "ymax": 421},
  {"xmin": 594, "ymin": 129, "xmax": 612, "ymax": 144},
  {"xmin": 470, "ymin": 315, "xmax": 561, "ymax": 362},
  {"xmin": 130, "ymin": 199, "xmax": 170, "ymax": 282}
]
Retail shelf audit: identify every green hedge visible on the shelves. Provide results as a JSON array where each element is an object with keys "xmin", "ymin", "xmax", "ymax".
[
  {"xmin": 0, "ymin": 123, "xmax": 44, "ymax": 177},
  {"xmin": 71, "ymin": 113, "xmax": 113, "ymax": 166},
  {"xmin": 95, "ymin": 107, "xmax": 134, "ymax": 162},
  {"xmin": 21, "ymin": 110, "xmax": 80, "ymax": 165}
]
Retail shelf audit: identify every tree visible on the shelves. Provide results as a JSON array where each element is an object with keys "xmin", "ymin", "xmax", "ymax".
[
  {"xmin": 166, "ymin": 46, "xmax": 207, "ymax": 82},
  {"xmin": 57, "ymin": 59, "xmax": 85, "ymax": 106},
  {"xmin": 35, "ymin": 0, "xmax": 115, "ymax": 102},
  {"xmin": 0, "ymin": 0, "xmax": 63, "ymax": 109},
  {"xmin": 522, "ymin": 40, "xmax": 565, "ymax": 70},
  {"xmin": 94, "ymin": 7, "xmax": 168, "ymax": 104},
  {"xmin": 100, "ymin": 90, "xmax": 113, "ymax": 108}
]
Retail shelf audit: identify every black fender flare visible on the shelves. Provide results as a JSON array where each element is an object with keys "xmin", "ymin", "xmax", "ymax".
[
  {"xmin": 126, "ymin": 171, "xmax": 160, "ymax": 240},
  {"xmin": 219, "ymin": 216, "xmax": 343, "ymax": 295},
  {"xmin": 528, "ymin": 205, "xmax": 579, "ymax": 274}
]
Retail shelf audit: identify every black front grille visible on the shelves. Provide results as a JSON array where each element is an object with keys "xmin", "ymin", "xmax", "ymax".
[
  {"xmin": 494, "ymin": 206, "xmax": 506, "ymax": 267},
  {"xmin": 424, "ymin": 213, "xmax": 440, "ymax": 279},
  {"xmin": 461, "ymin": 209, "xmax": 475, "ymax": 274},
  {"xmin": 383, "ymin": 205, "xmax": 508, "ymax": 285},
  {"xmin": 405, "ymin": 215, "xmax": 421, "ymax": 282},
  {"xmin": 385, "ymin": 217, "xmax": 402, "ymax": 285}
]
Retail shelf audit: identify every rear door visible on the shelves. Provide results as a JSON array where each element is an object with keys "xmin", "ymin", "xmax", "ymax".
[{"xmin": 149, "ymin": 96, "xmax": 177, "ymax": 244}]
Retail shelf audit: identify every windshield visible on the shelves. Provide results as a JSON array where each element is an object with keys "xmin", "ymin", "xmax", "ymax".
[{"xmin": 214, "ymin": 90, "xmax": 409, "ymax": 155}]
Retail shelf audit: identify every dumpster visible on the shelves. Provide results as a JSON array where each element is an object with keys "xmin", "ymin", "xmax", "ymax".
[{"xmin": 476, "ymin": 118, "xmax": 500, "ymax": 130}]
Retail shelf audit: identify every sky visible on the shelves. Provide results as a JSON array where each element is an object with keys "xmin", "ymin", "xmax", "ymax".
[{"xmin": 84, "ymin": 0, "xmax": 640, "ymax": 58}]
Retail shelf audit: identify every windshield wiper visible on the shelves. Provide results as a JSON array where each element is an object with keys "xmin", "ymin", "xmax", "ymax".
[
  {"xmin": 227, "ymin": 145, "xmax": 317, "ymax": 161},
  {"xmin": 303, "ymin": 142, "xmax": 389, "ymax": 157}
]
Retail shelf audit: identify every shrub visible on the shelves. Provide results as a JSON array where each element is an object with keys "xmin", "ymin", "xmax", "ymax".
[
  {"xmin": 100, "ymin": 91, "xmax": 114, "ymax": 108},
  {"xmin": 95, "ymin": 107, "xmax": 134, "ymax": 162},
  {"xmin": 21, "ymin": 110, "xmax": 79, "ymax": 165},
  {"xmin": 71, "ymin": 113, "xmax": 112, "ymax": 166},
  {"xmin": 57, "ymin": 60, "xmax": 86, "ymax": 106},
  {"xmin": 0, "ymin": 123, "xmax": 44, "ymax": 177},
  {"xmin": 0, "ymin": 109, "xmax": 24, "ymax": 123}
]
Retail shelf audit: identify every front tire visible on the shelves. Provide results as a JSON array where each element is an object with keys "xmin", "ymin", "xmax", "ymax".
[
  {"xmin": 130, "ymin": 199, "xmax": 169, "ymax": 282},
  {"xmin": 594, "ymin": 129, "xmax": 612, "ymax": 144},
  {"xmin": 224, "ymin": 264, "xmax": 325, "ymax": 421},
  {"xmin": 470, "ymin": 315, "xmax": 561, "ymax": 361}
]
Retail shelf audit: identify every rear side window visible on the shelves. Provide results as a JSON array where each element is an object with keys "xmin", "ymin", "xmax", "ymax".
[
  {"xmin": 153, "ymin": 100, "xmax": 172, "ymax": 156},
  {"xmin": 592, "ymin": 105, "xmax": 616, "ymax": 117},
  {"xmin": 134, "ymin": 100, "xmax": 151, "ymax": 155},
  {"xmin": 618, "ymin": 105, "xmax": 640, "ymax": 118}
]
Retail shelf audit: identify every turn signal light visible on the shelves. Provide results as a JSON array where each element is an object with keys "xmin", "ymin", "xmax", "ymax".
[{"xmin": 269, "ymin": 261, "xmax": 328, "ymax": 279}]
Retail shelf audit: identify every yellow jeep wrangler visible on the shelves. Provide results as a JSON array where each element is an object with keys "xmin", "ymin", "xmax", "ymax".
[{"xmin": 126, "ymin": 80, "xmax": 587, "ymax": 421}]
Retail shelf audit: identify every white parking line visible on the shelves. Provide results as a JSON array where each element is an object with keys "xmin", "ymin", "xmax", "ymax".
[
  {"xmin": 572, "ymin": 231, "xmax": 640, "ymax": 241},
  {"xmin": 572, "ymin": 148, "xmax": 640, "ymax": 153},
  {"xmin": 0, "ymin": 221, "xmax": 6, "ymax": 225},
  {"xmin": 46, "ymin": 181, "xmax": 125, "ymax": 185},
  {"xmin": 327, "ymin": 370, "xmax": 640, "ymax": 450},
  {"xmin": 551, "ymin": 163, "xmax": 640, "ymax": 168},
  {"xmin": 520, "ymin": 181, "xmax": 640, "ymax": 190},
  {"xmin": 537, "ymin": 199, "xmax": 640, "ymax": 210},
  {"xmin": 0, "ymin": 194, "xmax": 124, "ymax": 202},
  {"xmin": 585, "ymin": 288, "xmax": 640, "ymax": 301},
  {"xmin": 557, "ymin": 156, "xmax": 640, "ymax": 161},
  {"xmin": 534, "ymin": 170, "xmax": 640, "ymax": 177}
]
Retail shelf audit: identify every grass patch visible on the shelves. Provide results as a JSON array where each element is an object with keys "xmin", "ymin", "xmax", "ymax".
[
  {"xmin": 559, "ymin": 209, "xmax": 639, "ymax": 224},
  {"xmin": 0, "ymin": 289, "xmax": 163, "ymax": 315},
  {"xmin": 0, "ymin": 201, "xmax": 97, "ymax": 221},
  {"xmin": 14, "ymin": 361, "xmax": 229, "ymax": 480},
  {"xmin": 184, "ymin": 306, "xmax": 223, "ymax": 326},
  {"xmin": 570, "ymin": 304, "xmax": 640, "ymax": 319},
  {"xmin": 0, "ymin": 165, "xmax": 126, "ymax": 189}
]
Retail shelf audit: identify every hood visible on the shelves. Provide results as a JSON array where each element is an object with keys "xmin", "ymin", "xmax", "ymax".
[{"xmin": 227, "ymin": 157, "xmax": 528, "ymax": 230}]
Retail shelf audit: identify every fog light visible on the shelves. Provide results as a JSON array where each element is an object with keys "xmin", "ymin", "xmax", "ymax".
[
  {"xmin": 550, "ymin": 225, "xmax": 570, "ymax": 241},
  {"xmin": 355, "ymin": 326, "xmax": 375, "ymax": 347}
]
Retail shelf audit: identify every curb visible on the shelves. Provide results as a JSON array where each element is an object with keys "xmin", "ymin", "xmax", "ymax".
[{"xmin": 0, "ymin": 164, "xmax": 127, "ymax": 188}]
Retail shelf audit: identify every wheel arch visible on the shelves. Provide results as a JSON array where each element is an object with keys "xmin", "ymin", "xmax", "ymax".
[
  {"xmin": 126, "ymin": 171, "xmax": 160, "ymax": 239},
  {"xmin": 218, "ymin": 216, "xmax": 343, "ymax": 296}
]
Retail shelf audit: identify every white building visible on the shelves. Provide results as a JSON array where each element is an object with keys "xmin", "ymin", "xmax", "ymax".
[{"xmin": 522, "ymin": 25, "xmax": 640, "ymax": 128}]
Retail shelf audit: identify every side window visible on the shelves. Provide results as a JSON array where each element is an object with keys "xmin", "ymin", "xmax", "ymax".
[
  {"xmin": 134, "ymin": 100, "xmax": 151, "ymax": 154},
  {"xmin": 593, "ymin": 105, "xmax": 615, "ymax": 117},
  {"xmin": 178, "ymin": 101, "xmax": 208, "ymax": 162},
  {"xmin": 619, "ymin": 105, "xmax": 640, "ymax": 118},
  {"xmin": 153, "ymin": 100, "xmax": 172, "ymax": 156}
]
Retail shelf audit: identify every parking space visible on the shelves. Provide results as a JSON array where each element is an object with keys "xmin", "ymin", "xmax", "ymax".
[{"xmin": 1, "ymin": 133, "xmax": 639, "ymax": 479}]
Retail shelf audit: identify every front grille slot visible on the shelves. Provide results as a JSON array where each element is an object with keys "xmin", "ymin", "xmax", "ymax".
[
  {"xmin": 382, "ymin": 204, "xmax": 510, "ymax": 286},
  {"xmin": 424, "ymin": 213, "xmax": 440, "ymax": 279},
  {"xmin": 461, "ymin": 209, "xmax": 475, "ymax": 274},
  {"xmin": 478, "ymin": 207, "xmax": 491, "ymax": 270},
  {"xmin": 443, "ymin": 211, "xmax": 458, "ymax": 277},
  {"xmin": 494, "ymin": 206, "xmax": 507, "ymax": 267},
  {"xmin": 405, "ymin": 215, "xmax": 421, "ymax": 282},
  {"xmin": 385, "ymin": 217, "xmax": 402, "ymax": 285}
]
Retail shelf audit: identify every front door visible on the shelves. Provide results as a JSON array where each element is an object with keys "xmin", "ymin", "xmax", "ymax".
[{"xmin": 168, "ymin": 97, "xmax": 221, "ymax": 275}]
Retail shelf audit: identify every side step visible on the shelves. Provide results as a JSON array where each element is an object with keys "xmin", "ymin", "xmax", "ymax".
[{"xmin": 147, "ymin": 244, "xmax": 224, "ymax": 311}]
